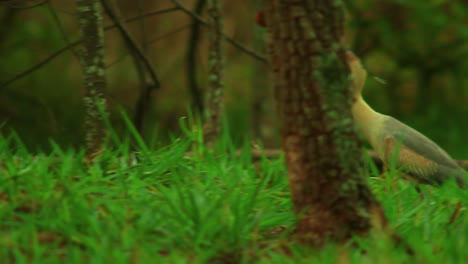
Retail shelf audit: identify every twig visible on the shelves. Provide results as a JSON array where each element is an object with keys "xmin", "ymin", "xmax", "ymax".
[
  {"xmin": 5, "ymin": 0, "xmax": 48, "ymax": 10},
  {"xmin": 186, "ymin": 148, "xmax": 468, "ymax": 172},
  {"xmin": 132, "ymin": 0, "xmax": 150, "ymax": 136},
  {"xmin": 170, "ymin": 0, "xmax": 267, "ymax": 63},
  {"xmin": 447, "ymin": 202, "xmax": 462, "ymax": 225},
  {"xmin": 0, "ymin": 42, "xmax": 80, "ymax": 89},
  {"xmin": 105, "ymin": 24, "xmax": 192, "ymax": 69},
  {"xmin": 147, "ymin": 23, "xmax": 192, "ymax": 45},
  {"xmin": 46, "ymin": 1, "xmax": 80, "ymax": 60},
  {"xmin": 0, "ymin": 7, "xmax": 177, "ymax": 90},
  {"xmin": 0, "ymin": 3, "xmax": 264, "ymax": 90},
  {"xmin": 100, "ymin": 0, "xmax": 160, "ymax": 89}
]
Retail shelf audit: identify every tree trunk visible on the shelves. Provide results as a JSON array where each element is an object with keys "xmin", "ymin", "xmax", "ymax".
[
  {"xmin": 203, "ymin": 0, "xmax": 224, "ymax": 145},
  {"xmin": 264, "ymin": 0, "xmax": 385, "ymax": 246},
  {"xmin": 77, "ymin": 0, "xmax": 108, "ymax": 159}
]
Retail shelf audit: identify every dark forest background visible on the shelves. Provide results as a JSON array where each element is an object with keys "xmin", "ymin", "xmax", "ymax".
[{"xmin": 0, "ymin": 0, "xmax": 467, "ymax": 158}]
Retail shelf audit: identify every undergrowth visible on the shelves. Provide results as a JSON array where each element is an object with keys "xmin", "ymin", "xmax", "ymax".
[{"xmin": 0, "ymin": 120, "xmax": 466, "ymax": 263}]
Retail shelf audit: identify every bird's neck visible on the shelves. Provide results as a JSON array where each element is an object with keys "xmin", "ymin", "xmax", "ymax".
[
  {"xmin": 352, "ymin": 96, "xmax": 384, "ymax": 148},
  {"xmin": 352, "ymin": 96, "xmax": 379, "ymax": 122}
]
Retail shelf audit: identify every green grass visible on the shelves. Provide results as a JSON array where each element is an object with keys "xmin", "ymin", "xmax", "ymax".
[{"xmin": 0, "ymin": 123, "xmax": 466, "ymax": 263}]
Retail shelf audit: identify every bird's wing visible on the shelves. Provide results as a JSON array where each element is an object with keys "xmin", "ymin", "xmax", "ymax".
[
  {"xmin": 384, "ymin": 136, "xmax": 441, "ymax": 184},
  {"xmin": 383, "ymin": 117, "xmax": 461, "ymax": 169}
]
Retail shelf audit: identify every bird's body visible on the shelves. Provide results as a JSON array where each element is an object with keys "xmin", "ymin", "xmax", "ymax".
[{"xmin": 347, "ymin": 52, "xmax": 466, "ymax": 187}]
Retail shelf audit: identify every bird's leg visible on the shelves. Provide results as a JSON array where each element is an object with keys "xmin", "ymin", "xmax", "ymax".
[
  {"xmin": 378, "ymin": 164, "xmax": 399, "ymax": 213},
  {"xmin": 393, "ymin": 173, "xmax": 404, "ymax": 215},
  {"xmin": 413, "ymin": 182, "xmax": 426, "ymax": 201},
  {"xmin": 448, "ymin": 202, "xmax": 462, "ymax": 225},
  {"xmin": 383, "ymin": 138, "xmax": 401, "ymax": 194},
  {"xmin": 383, "ymin": 164, "xmax": 406, "ymax": 214}
]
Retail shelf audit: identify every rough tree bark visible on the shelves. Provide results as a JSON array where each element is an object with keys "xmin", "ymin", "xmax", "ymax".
[
  {"xmin": 77, "ymin": 0, "xmax": 108, "ymax": 159},
  {"xmin": 202, "ymin": 0, "xmax": 224, "ymax": 145},
  {"xmin": 264, "ymin": 0, "xmax": 386, "ymax": 245}
]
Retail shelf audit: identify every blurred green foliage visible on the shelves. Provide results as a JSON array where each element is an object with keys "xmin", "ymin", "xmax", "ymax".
[{"xmin": 0, "ymin": 0, "xmax": 466, "ymax": 157}]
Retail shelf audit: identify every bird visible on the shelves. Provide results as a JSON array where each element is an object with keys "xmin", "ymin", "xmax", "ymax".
[{"xmin": 346, "ymin": 52, "xmax": 466, "ymax": 187}]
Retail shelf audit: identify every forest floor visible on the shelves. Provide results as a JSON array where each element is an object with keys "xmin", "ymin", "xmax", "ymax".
[{"xmin": 0, "ymin": 128, "xmax": 466, "ymax": 263}]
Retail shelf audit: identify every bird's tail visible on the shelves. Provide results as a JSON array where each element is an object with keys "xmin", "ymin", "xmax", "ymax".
[{"xmin": 437, "ymin": 165, "xmax": 467, "ymax": 188}]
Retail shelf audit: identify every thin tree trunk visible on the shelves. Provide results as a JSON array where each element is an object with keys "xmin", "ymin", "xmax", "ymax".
[
  {"xmin": 203, "ymin": 0, "xmax": 224, "ymax": 145},
  {"xmin": 265, "ymin": 0, "xmax": 386, "ymax": 245},
  {"xmin": 77, "ymin": 0, "xmax": 108, "ymax": 159}
]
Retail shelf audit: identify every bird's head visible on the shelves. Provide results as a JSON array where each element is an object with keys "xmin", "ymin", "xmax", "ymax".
[{"xmin": 346, "ymin": 51, "xmax": 367, "ymax": 99}]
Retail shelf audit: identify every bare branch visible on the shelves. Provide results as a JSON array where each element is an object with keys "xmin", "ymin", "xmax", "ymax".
[
  {"xmin": 131, "ymin": 0, "xmax": 151, "ymax": 136},
  {"xmin": 244, "ymin": 148, "xmax": 468, "ymax": 171},
  {"xmin": 106, "ymin": 24, "xmax": 192, "ymax": 69},
  {"xmin": 5, "ymin": 0, "xmax": 48, "ymax": 9},
  {"xmin": 147, "ymin": 23, "xmax": 192, "ymax": 45},
  {"xmin": 0, "ymin": 42, "xmax": 80, "ymax": 90},
  {"xmin": 46, "ymin": 1, "xmax": 80, "ymax": 59},
  {"xmin": 186, "ymin": 0, "xmax": 207, "ymax": 114},
  {"xmin": 0, "ymin": 2, "xmax": 265, "ymax": 90},
  {"xmin": 0, "ymin": 7, "xmax": 177, "ymax": 90},
  {"xmin": 170, "ymin": 0, "xmax": 267, "ymax": 63},
  {"xmin": 100, "ymin": 0, "xmax": 160, "ymax": 89}
]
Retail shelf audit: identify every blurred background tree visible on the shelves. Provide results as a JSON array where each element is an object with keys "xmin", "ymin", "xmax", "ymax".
[{"xmin": 0, "ymin": 0, "xmax": 466, "ymax": 158}]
